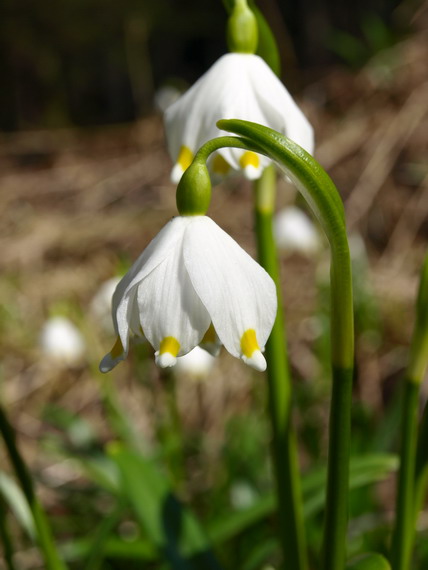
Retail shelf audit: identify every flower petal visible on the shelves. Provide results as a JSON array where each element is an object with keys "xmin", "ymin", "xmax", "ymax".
[
  {"xmin": 136, "ymin": 228, "xmax": 211, "ymax": 367},
  {"xmin": 112, "ymin": 217, "xmax": 190, "ymax": 352},
  {"xmin": 183, "ymin": 217, "xmax": 277, "ymax": 369}
]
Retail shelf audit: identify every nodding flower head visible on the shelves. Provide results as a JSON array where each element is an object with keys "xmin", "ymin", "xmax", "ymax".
[
  {"xmin": 164, "ymin": 53, "xmax": 314, "ymax": 183},
  {"xmin": 100, "ymin": 216, "xmax": 277, "ymax": 373}
]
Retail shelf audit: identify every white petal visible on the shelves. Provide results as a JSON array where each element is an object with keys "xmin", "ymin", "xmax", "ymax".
[
  {"xmin": 246, "ymin": 55, "xmax": 314, "ymax": 155},
  {"xmin": 242, "ymin": 349, "xmax": 266, "ymax": 372},
  {"xmin": 183, "ymin": 217, "xmax": 277, "ymax": 367},
  {"xmin": 136, "ymin": 223, "xmax": 211, "ymax": 360},
  {"xmin": 112, "ymin": 217, "xmax": 191, "ymax": 352}
]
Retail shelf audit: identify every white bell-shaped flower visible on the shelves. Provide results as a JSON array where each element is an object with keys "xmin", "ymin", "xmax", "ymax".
[
  {"xmin": 100, "ymin": 216, "xmax": 277, "ymax": 373},
  {"xmin": 274, "ymin": 206, "xmax": 321, "ymax": 256},
  {"xmin": 164, "ymin": 53, "xmax": 314, "ymax": 183}
]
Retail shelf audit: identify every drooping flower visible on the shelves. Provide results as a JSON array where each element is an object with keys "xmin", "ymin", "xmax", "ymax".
[
  {"xmin": 100, "ymin": 216, "xmax": 277, "ymax": 373},
  {"xmin": 164, "ymin": 53, "xmax": 314, "ymax": 183},
  {"xmin": 40, "ymin": 316, "xmax": 85, "ymax": 366},
  {"xmin": 274, "ymin": 206, "xmax": 321, "ymax": 256}
]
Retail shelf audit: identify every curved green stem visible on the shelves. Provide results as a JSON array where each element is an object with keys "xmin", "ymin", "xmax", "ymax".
[
  {"xmin": 196, "ymin": 121, "xmax": 354, "ymax": 570},
  {"xmin": 254, "ymin": 166, "xmax": 307, "ymax": 570},
  {"xmin": 0, "ymin": 403, "xmax": 67, "ymax": 570}
]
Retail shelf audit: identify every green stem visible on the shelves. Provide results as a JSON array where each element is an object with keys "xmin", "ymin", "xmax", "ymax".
[
  {"xmin": 0, "ymin": 403, "xmax": 67, "ymax": 570},
  {"xmin": 254, "ymin": 165, "xmax": 308, "ymax": 570},
  {"xmin": 195, "ymin": 121, "xmax": 354, "ymax": 570},
  {"xmin": 391, "ymin": 253, "xmax": 428, "ymax": 570},
  {"xmin": 321, "ymin": 367, "xmax": 353, "ymax": 569},
  {"xmin": 414, "ymin": 400, "xmax": 428, "ymax": 519},
  {"xmin": 390, "ymin": 380, "xmax": 419, "ymax": 570},
  {"xmin": 0, "ymin": 495, "xmax": 17, "ymax": 570}
]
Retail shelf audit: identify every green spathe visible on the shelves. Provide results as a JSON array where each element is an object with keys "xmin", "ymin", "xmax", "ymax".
[
  {"xmin": 176, "ymin": 160, "xmax": 211, "ymax": 216},
  {"xmin": 227, "ymin": 0, "xmax": 258, "ymax": 54}
]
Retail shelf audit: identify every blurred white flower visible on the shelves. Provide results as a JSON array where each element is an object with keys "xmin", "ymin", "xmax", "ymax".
[
  {"xmin": 230, "ymin": 480, "xmax": 258, "ymax": 510},
  {"xmin": 100, "ymin": 215, "xmax": 277, "ymax": 373},
  {"xmin": 154, "ymin": 85, "xmax": 182, "ymax": 113},
  {"xmin": 90, "ymin": 277, "xmax": 121, "ymax": 333},
  {"xmin": 174, "ymin": 346, "xmax": 215, "ymax": 380},
  {"xmin": 274, "ymin": 206, "xmax": 320, "ymax": 256},
  {"xmin": 40, "ymin": 316, "xmax": 85, "ymax": 366},
  {"xmin": 164, "ymin": 53, "xmax": 314, "ymax": 183}
]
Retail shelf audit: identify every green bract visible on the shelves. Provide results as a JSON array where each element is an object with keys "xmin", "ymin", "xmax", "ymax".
[
  {"xmin": 227, "ymin": 0, "xmax": 258, "ymax": 54},
  {"xmin": 176, "ymin": 160, "xmax": 211, "ymax": 216}
]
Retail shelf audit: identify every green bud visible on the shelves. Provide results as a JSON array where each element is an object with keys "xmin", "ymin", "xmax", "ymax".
[
  {"xmin": 176, "ymin": 160, "xmax": 211, "ymax": 216},
  {"xmin": 227, "ymin": 0, "xmax": 258, "ymax": 54},
  {"xmin": 346, "ymin": 553, "xmax": 391, "ymax": 570}
]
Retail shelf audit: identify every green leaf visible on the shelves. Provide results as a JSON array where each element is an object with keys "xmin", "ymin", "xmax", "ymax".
[
  {"xmin": 108, "ymin": 443, "xmax": 223, "ymax": 570},
  {"xmin": 207, "ymin": 454, "xmax": 397, "ymax": 545},
  {"xmin": 0, "ymin": 471, "xmax": 35, "ymax": 539},
  {"xmin": 346, "ymin": 553, "xmax": 392, "ymax": 570}
]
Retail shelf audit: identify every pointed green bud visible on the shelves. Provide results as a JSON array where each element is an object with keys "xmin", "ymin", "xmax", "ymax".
[
  {"xmin": 176, "ymin": 159, "xmax": 211, "ymax": 216},
  {"xmin": 227, "ymin": 0, "xmax": 258, "ymax": 54}
]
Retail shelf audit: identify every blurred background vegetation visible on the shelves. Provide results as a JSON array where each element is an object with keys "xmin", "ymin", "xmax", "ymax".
[
  {"xmin": 0, "ymin": 0, "xmax": 417, "ymax": 130},
  {"xmin": 0, "ymin": 0, "xmax": 428, "ymax": 568}
]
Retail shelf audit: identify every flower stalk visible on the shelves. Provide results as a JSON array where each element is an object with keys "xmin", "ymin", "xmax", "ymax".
[
  {"xmin": 391, "ymin": 253, "xmax": 428, "ymax": 570},
  {"xmin": 254, "ymin": 165, "xmax": 308, "ymax": 570},
  {"xmin": 196, "ymin": 121, "xmax": 354, "ymax": 570}
]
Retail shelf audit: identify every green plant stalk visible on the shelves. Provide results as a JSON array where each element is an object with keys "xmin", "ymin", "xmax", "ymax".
[
  {"xmin": 0, "ymin": 403, "xmax": 67, "ymax": 570},
  {"xmin": 414, "ymin": 400, "xmax": 428, "ymax": 518},
  {"xmin": 0, "ymin": 495, "xmax": 17, "ymax": 570},
  {"xmin": 391, "ymin": 253, "xmax": 428, "ymax": 570},
  {"xmin": 390, "ymin": 380, "xmax": 419, "ymax": 570},
  {"xmin": 194, "ymin": 121, "xmax": 354, "ymax": 570},
  {"xmin": 253, "ymin": 165, "xmax": 308, "ymax": 570}
]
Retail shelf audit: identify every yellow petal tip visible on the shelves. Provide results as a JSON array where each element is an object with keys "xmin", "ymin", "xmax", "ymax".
[
  {"xmin": 240, "ymin": 329, "xmax": 266, "ymax": 371},
  {"xmin": 156, "ymin": 336, "xmax": 180, "ymax": 368}
]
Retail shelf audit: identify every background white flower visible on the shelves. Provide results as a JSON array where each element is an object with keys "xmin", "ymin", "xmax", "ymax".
[
  {"xmin": 164, "ymin": 53, "xmax": 314, "ymax": 183},
  {"xmin": 40, "ymin": 316, "xmax": 85, "ymax": 366},
  {"xmin": 100, "ymin": 216, "xmax": 277, "ymax": 373},
  {"xmin": 174, "ymin": 346, "xmax": 216, "ymax": 381},
  {"xmin": 273, "ymin": 206, "xmax": 321, "ymax": 256}
]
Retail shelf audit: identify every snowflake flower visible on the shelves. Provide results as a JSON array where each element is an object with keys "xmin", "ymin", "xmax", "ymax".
[
  {"xmin": 100, "ymin": 216, "xmax": 277, "ymax": 373},
  {"xmin": 164, "ymin": 53, "xmax": 314, "ymax": 183}
]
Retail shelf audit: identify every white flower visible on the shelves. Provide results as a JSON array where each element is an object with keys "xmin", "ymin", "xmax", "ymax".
[
  {"xmin": 273, "ymin": 206, "xmax": 320, "ymax": 256},
  {"xmin": 100, "ymin": 216, "xmax": 277, "ymax": 373},
  {"xmin": 40, "ymin": 316, "xmax": 85, "ymax": 366},
  {"xmin": 174, "ymin": 346, "xmax": 215, "ymax": 380},
  {"xmin": 164, "ymin": 53, "xmax": 314, "ymax": 183}
]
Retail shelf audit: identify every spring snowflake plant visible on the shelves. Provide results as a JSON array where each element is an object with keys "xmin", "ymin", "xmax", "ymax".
[
  {"xmin": 100, "ymin": 161, "xmax": 277, "ymax": 374},
  {"xmin": 163, "ymin": 0, "xmax": 313, "ymax": 184}
]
